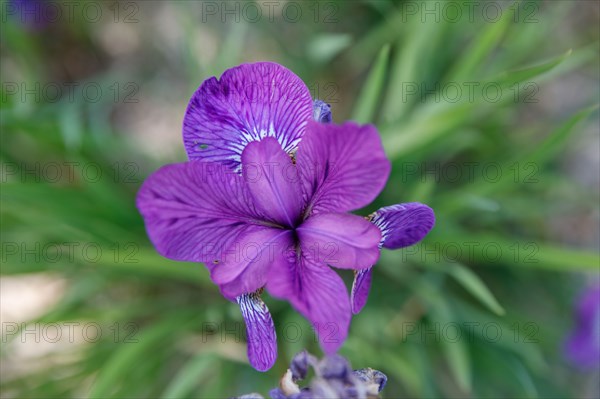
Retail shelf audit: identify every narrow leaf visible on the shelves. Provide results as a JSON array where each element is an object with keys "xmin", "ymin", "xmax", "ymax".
[
  {"xmin": 496, "ymin": 49, "xmax": 573, "ymax": 88},
  {"xmin": 352, "ymin": 44, "xmax": 390, "ymax": 123},
  {"xmin": 382, "ymin": 19, "xmax": 446, "ymax": 122},
  {"xmin": 447, "ymin": 1, "xmax": 516, "ymax": 81},
  {"xmin": 89, "ymin": 312, "xmax": 197, "ymax": 398},
  {"xmin": 447, "ymin": 263, "xmax": 505, "ymax": 316},
  {"xmin": 161, "ymin": 355, "xmax": 215, "ymax": 399}
]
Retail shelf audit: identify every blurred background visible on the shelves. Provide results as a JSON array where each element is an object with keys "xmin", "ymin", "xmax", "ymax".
[{"xmin": 1, "ymin": 0, "xmax": 599, "ymax": 398}]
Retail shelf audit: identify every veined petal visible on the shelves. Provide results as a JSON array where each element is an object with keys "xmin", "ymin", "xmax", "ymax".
[
  {"xmin": 236, "ymin": 292, "xmax": 277, "ymax": 372},
  {"xmin": 241, "ymin": 137, "xmax": 304, "ymax": 227},
  {"xmin": 351, "ymin": 202, "xmax": 435, "ymax": 314},
  {"xmin": 296, "ymin": 121, "xmax": 391, "ymax": 215},
  {"xmin": 296, "ymin": 213, "xmax": 380, "ymax": 269},
  {"xmin": 372, "ymin": 203, "xmax": 435, "ymax": 249},
  {"xmin": 212, "ymin": 228, "xmax": 293, "ymax": 299},
  {"xmin": 266, "ymin": 250, "xmax": 351, "ymax": 354},
  {"xmin": 183, "ymin": 62, "xmax": 313, "ymax": 171},
  {"xmin": 351, "ymin": 268, "xmax": 372, "ymax": 314},
  {"xmin": 136, "ymin": 161, "xmax": 264, "ymax": 263}
]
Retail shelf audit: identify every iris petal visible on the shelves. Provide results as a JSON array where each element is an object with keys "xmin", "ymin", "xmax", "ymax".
[
  {"xmin": 183, "ymin": 62, "xmax": 313, "ymax": 171},
  {"xmin": 351, "ymin": 268, "xmax": 373, "ymax": 314},
  {"xmin": 212, "ymin": 228, "xmax": 293, "ymax": 299},
  {"xmin": 237, "ymin": 292, "xmax": 277, "ymax": 372},
  {"xmin": 241, "ymin": 137, "xmax": 304, "ymax": 227},
  {"xmin": 297, "ymin": 213, "xmax": 380, "ymax": 269},
  {"xmin": 136, "ymin": 161, "xmax": 266, "ymax": 263},
  {"xmin": 296, "ymin": 121, "xmax": 391, "ymax": 215},
  {"xmin": 351, "ymin": 203, "xmax": 435, "ymax": 314},
  {"xmin": 373, "ymin": 203, "xmax": 436, "ymax": 249},
  {"xmin": 267, "ymin": 249, "xmax": 351, "ymax": 354}
]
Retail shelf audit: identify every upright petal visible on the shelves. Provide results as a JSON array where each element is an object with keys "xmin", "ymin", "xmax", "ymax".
[
  {"xmin": 351, "ymin": 202, "xmax": 435, "ymax": 314},
  {"xmin": 211, "ymin": 228, "xmax": 293, "ymax": 299},
  {"xmin": 136, "ymin": 161, "xmax": 265, "ymax": 263},
  {"xmin": 241, "ymin": 137, "xmax": 304, "ymax": 227},
  {"xmin": 183, "ymin": 62, "xmax": 313, "ymax": 171},
  {"xmin": 296, "ymin": 121, "xmax": 391, "ymax": 215},
  {"xmin": 296, "ymin": 213, "xmax": 380, "ymax": 270},
  {"xmin": 236, "ymin": 292, "xmax": 277, "ymax": 372},
  {"xmin": 267, "ymin": 250, "xmax": 351, "ymax": 354}
]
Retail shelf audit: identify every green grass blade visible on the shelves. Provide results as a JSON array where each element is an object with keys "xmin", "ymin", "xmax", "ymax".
[
  {"xmin": 495, "ymin": 49, "xmax": 573, "ymax": 88},
  {"xmin": 381, "ymin": 18, "xmax": 446, "ymax": 123},
  {"xmin": 410, "ymin": 275, "xmax": 473, "ymax": 393},
  {"xmin": 441, "ymin": 338, "xmax": 472, "ymax": 394},
  {"xmin": 528, "ymin": 103, "xmax": 599, "ymax": 164},
  {"xmin": 382, "ymin": 49, "xmax": 576, "ymax": 159},
  {"xmin": 447, "ymin": 1, "xmax": 516, "ymax": 81},
  {"xmin": 448, "ymin": 264, "xmax": 505, "ymax": 316},
  {"xmin": 88, "ymin": 311, "xmax": 198, "ymax": 398},
  {"xmin": 161, "ymin": 355, "xmax": 216, "ymax": 399},
  {"xmin": 381, "ymin": 103, "xmax": 472, "ymax": 159},
  {"xmin": 426, "ymin": 262, "xmax": 506, "ymax": 316},
  {"xmin": 437, "ymin": 104, "xmax": 598, "ymax": 211},
  {"xmin": 432, "ymin": 232, "xmax": 600, "ymax": 271},
  {"xmin": 344, "ymin": 7, "xmax": 406, "ymax": 70},
  {"xmin": 351, "ymin": 44, "xmax": 390, "ymax": 123}
]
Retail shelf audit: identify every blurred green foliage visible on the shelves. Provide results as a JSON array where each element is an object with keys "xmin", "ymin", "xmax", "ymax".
[{"xmin": 1, "ymin": 1, "xmax": 599, "ymax": 398}]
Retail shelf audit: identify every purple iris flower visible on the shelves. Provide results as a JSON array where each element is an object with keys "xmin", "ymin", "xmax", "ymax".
[
  {"xmin": 136, "ymin": 62, "xmax": 435, "ymax": 371},
  {"xmin": 564, "ymin": 283, "xmax": 600, "ymax": 370}
]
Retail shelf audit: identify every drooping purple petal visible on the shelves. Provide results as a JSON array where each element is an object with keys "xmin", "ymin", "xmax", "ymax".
[
  {"xmin": 296, "ymin": 213, "xmax": 380, "ymax": 269},
  {"xmin": 241, "ymin": 137, "xmax": 304, "ymax": 227},
  {"xmin": 296, "ymin": 121, "xmax": 391, "ymax": 215},
  {"xmin": 237, "ymin": 292, "xmax": 277, "ymax": 372},
  {"xmin": 183, "ymin": 62, "xmax": 313, "ymax": 171},
  {"xmin": 350, "ymin": 268, "xmax": 373, "ymax": 314},
  {"xmin": 351, "ymin": 202, "xmax": 435, "ymax": 314},
  {"xmin": 372, "ymin": 203, "xmax": 436, "ymax": 249},
  {"xmin": 136, "ymin": 161, "xmax": 264, "ymax": 263},
  {"xmin": 266, "ymin": 250, "xmax": 351, "ymax": 354},
  {"xmin": 211, "ymin": 228, "xmax": 293, "ymax": 299}
]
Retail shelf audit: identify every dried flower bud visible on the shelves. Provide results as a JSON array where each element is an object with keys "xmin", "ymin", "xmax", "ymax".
[
  {"xmin": 312, "ymin": 100, "xmax": 332, "ymax": 123},
  {"xmin": 280, "ymin": 369, "xmax": 301, "ymax": 396},
  {"xmin": 290, "ymin": 350, "xmax": 316, "ymax": 381},
  {"xmin": 352, "ymin": 368, "xmax": 388, "ymax": 395},
  {"xmin": 236, "ymin": 351, "xmax": 387, "ymax": 399}
]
